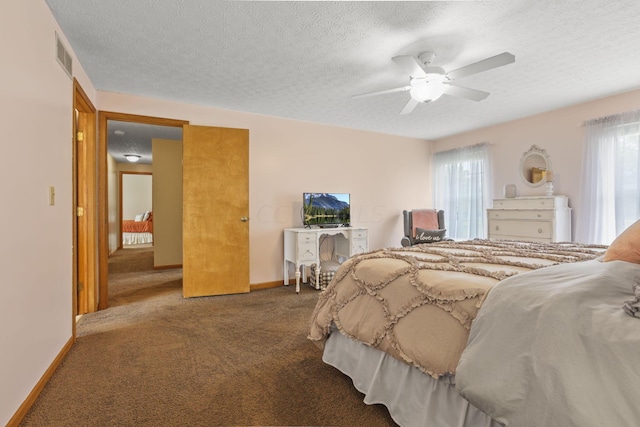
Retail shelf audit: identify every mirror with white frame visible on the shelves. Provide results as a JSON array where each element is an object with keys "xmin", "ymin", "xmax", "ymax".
[{"xmin": 520, "ymin": 145, "xmax": 552, "ymax": 188}]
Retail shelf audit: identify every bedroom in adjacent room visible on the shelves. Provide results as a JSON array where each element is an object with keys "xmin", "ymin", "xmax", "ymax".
[
  {"xmin": 105, "ymin": 118, "xmax": 184, "ymax": 309},
  {"xmin": 121, "ymin": 172, "xmax": 153, "ymax": 248}
]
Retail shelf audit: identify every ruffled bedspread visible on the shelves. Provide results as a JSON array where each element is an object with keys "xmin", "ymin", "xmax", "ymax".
[{"xmin": 308, "ymin": 239, "xmax": 605, "ymax": 378}]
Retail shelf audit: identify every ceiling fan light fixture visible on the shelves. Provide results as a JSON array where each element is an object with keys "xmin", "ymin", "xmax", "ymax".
[
  {"xmin": 124, "ymin": 154, "xmax": 141, "ymax": 162},
  {"xmin": 409, "ymin": 73, "xmax": 447, "ymax": 103}
]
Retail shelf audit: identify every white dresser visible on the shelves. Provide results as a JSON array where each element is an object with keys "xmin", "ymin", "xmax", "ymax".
[
  {"xmin": 487, "ymin": 196, "xmax": 571, "ymax": 242},
  {"xmin": 283, "ymin": 227, "xmax": 368, "ymax": 293}
]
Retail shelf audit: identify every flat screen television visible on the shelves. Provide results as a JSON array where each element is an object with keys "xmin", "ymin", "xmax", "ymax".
[{"xmin": 303, "ymin": 193, "xmax": 350, "ymax": 228}]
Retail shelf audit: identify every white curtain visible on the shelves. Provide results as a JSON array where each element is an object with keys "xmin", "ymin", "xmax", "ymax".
[
  {"xmin": 577, "ymin": 110, "xmax": 640, "ymax": 244},
  {"xmin": 433, "ymin": 143, "xmax": 492, "ymax": 240}
]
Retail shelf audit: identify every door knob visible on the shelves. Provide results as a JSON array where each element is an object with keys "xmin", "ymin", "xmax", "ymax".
[{"xmin": 241, "ymin": 216, "xmax": 249, "ymax": 222}]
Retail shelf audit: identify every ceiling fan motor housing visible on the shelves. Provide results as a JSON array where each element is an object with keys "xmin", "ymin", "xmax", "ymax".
[{"xmin": 418, "ymin": 51, "xmax": 436, "ymax": 66}]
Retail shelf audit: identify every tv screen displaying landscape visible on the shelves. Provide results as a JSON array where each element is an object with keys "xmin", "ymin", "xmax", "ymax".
[{"xmin": 303, "ymin": 193, "xmax": 350, "ymax": 227}]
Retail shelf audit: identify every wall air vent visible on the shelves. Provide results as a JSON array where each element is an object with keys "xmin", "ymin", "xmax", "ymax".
[{"xmin": 55, "ymin": 32, "xmax": 72, "ymax": 78}]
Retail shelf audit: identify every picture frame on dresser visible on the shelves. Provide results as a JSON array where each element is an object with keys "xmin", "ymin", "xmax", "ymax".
[{"xmin": 503, "ymin": 184, "xmax": 517, "ymax": 198}]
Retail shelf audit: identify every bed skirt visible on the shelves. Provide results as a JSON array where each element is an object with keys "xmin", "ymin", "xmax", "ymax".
[
  {"xmin": 323, "ymin": 328, "xmax": 502, "ymax": 427},
  {"xmin": 122, "ymin": 232, "xmax": 153, "ymax": 245}
]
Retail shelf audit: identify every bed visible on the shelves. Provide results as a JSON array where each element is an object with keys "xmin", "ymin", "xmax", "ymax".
[
  {"xmin": 309, "ymin": 228, "xmax": 640, "ymax": 427},
  {"xmin": 122, "ymin": 211, "xmax": 153, "ymax": 245}
]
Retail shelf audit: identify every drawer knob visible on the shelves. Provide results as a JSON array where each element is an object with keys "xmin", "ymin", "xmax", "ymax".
[
  {"xmin": 495, "ymin": 225, "xmax": 500, "ymax": 231},
  {"xmin": 538, "ymin": 228, "xmax": 543, "ymax": 234},
  {"xmin": 537, "ymin": 214, "xmax": 541, "ymax": 218}
]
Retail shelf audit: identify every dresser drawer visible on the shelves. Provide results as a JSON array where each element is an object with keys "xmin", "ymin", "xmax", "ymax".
[
  {"xmin": 351, "ymin": 238, "xmax": 368, "ymax": 255},
  {"xmin": 297, "ymin": 233, "xmax": 315, "ymax": 244},
  {"xmin": 489, "ymin": 219, "xmax": 552, "ymax": 240},
  {"xmin": 488, "ymin": 209, "xmax": 554, "ymax": 221},
  {"xmin": 351, "ymin": 229, "xmax": 367, "ymax": 239},
  {"xmin": 297, "ymin": 242, "xmax": 317, "ymax": 261},
  {"xmin": 493, "ymin": 196, "xmax": 567, "ymax": 209}
]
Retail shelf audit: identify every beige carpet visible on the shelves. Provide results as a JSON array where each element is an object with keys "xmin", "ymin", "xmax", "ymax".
[{"xmin": 20, "ymin": 247, "xmax": 397, "ymax": 426}]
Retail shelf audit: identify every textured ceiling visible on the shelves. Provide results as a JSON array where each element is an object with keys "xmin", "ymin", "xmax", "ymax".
[
  {"xmin": 47, "ymin": 0, "xmax": 640, "ymax": 145},
  {"xmin": 107, "ymin": 121, "xmax": 182, "ymax": 164}
]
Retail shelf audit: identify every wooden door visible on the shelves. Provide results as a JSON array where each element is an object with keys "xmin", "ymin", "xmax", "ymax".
[
  {"xmin": 73, "ymin": 80, "xmax": 97, "ymax": 316},
  {"xmin": 182, "ymin": 125, "xmax": 250, "ymax": 297}
]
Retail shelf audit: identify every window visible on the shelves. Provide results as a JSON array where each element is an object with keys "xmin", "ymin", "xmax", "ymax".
[
  {"xmin": 578, "ymin": 110, "xmax": 640, "ymax": 244},
  {"xmin": 433, "ymin": 143, "xmax": 492, "ymax": 240}
]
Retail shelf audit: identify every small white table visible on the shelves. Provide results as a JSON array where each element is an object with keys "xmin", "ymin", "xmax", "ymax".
[{"xmin": 283, "ymin": 227, "xmax": 368, "ymax": 293}]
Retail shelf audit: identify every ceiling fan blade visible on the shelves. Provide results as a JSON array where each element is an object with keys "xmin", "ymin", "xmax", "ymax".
[
  {"xmin": 400, "ymin": 97, "xmax": 419, "ymax": 115},
  {"xmin": 446, "ymin": 52, "xmax": 515, "ymax": 80},
  {"xmin": 392, "ymin": 55, "xmax": 427, "ymax": 78},
  {"xmin": 444, "ymin": 84, "xmax": 490, "ymax": 101},
  {"xmin": 352, "ymin": 86, "xmax": 410, "ymax": 99}
]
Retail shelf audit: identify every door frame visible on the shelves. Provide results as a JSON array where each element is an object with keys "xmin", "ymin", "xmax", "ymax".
[
  {"xmin": 73, "ymin": 79, "xmax": 97, "ymax": 321},
  {"xmin": 98, "ymin": 112, "xmax": 188, "ymax": 310}
]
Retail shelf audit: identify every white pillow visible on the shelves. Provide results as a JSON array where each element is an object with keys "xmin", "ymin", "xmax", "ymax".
[
  {"xmin": 142, "ymin": 210, "xmax": 151, "ymax": 221},
  {"xmin": 134, "ymin": 214, "xmax": 144, "ymax": 222}
]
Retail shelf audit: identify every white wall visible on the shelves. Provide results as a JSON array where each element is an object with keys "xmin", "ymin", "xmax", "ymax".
[
  {"xmin": 97, "ymin": 91, "xmax": 433, "ymax": 284},
  {"xmin": 0, "ymin": 1, "xmax": 96, "ymax": 425},
  {"xmin": 122, "ymin": 174, "xmax": 152, "ymax": 220},
  {"xmin": 433, "ymin": 88, "xmax": 640, "ymax": 241}
]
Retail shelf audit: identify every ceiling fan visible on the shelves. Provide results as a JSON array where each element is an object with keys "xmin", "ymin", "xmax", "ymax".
[{"xmin": 353, "ymin": 51, "xmax": 515, "ymax": 115}]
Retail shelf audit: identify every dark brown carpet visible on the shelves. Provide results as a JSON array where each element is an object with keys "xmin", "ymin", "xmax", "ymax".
[{"xmin": 20, "ymin": 247, "xmax": 397, "ymax": 426}]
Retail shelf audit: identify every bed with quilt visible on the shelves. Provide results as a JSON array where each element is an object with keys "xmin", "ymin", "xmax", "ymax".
[
  {"xmin": 308, "ymin": 224, "xmax": 640, "ymax": 427},
  {"xmin": 122, "ymin": 211, "xmax": 153, "ymax": 245}
]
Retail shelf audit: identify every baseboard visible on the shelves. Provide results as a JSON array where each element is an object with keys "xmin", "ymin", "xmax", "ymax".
[
  {"xmin": 250, "ymin": 280, "xmax": 291, "ymax": 291},
  {"xmin": 153, "ymin": 264, "xmax": 182, "ymax": 270},
  {"xmin": 7, "ymin": 335, "xmax": 75, "ymax": 427}
]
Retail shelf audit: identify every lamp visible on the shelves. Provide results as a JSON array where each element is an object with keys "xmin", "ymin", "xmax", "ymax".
[
  {"xmin": 124, "ymin": 154, "xmax": 141, "ymax": 162},
  {"xmin": 409, "ymin": 72, "xmax": 448, "ymax": 103}
]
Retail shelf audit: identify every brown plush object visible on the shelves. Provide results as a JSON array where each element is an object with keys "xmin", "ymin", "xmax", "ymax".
[{"xmin": 604, "ymin": 219, "xmax": 640, "ymax": 264}]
